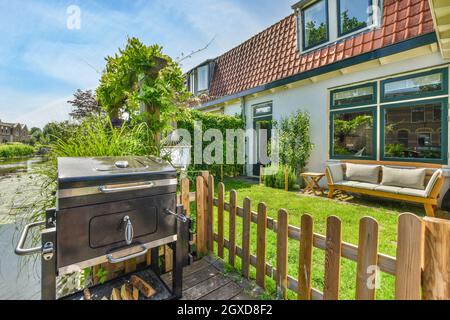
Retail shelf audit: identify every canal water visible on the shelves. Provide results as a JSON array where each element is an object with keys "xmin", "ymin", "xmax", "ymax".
[{"xmin": 0, "ymin": 157, "xmax": 48, "ymax": 300}]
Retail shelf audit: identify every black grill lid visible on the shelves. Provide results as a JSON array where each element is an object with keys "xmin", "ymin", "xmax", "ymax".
[{"xmin": 58, "ymin": 156, "xmax": 176, "ymax": 189}]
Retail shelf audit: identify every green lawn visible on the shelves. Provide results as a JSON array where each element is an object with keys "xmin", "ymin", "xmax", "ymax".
[{"xmin": 188, "ymin": 177, "xmax": 446, "ymax": 300}]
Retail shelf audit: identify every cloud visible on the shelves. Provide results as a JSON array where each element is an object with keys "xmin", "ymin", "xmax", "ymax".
[
  {"xmin": 0, "ymin": 88, "xmax": 72, "ymax": 129},
  {"xmin": 0, "ymin": 0, "xmax": 294, "ymax": 127}
]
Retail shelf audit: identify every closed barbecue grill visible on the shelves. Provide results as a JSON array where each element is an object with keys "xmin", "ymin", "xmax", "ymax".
[{"xmin": 15, "ymin": 156, "xmax": 192, "ymax": 300}]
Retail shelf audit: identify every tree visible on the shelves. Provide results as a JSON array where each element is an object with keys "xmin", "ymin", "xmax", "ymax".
[
  {"xmin": 341, "ymin": 10, "xmax": 366, "ymax": 34},
  {"xmin": 276, "ymin": 111, "xmax": 314, "ymax": 176},
  {"xmin": 96, "ymin": 37, "xmax": 189, "ymax": 148},
  {"xmin": 68, "ymin": 89, "xmax": 103, "ymax": 121}
]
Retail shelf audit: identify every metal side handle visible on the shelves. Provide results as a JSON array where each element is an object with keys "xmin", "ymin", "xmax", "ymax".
[
  {"xmin": 106, "ymin": 245, "xmax": 149, "ymax": 264},
  {"xmin": 15, "ymin": 221, "xmax": 46, "ymax": 256},
  {"xmin": 99, "ymin": 181, "xmax": 155, "ymax": 194}
]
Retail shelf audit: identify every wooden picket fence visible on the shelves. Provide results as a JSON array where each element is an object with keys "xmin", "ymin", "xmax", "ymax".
[{"xmin": 179, "ymin": 172, "xmax": 450, "ymax": 300}]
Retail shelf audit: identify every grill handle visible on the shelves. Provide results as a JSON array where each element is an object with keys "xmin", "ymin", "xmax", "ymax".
[
  {"xmin": 99, "ymin": 182, "xmax": 155, "ymax": 194},
  {"xmin": 15, "ymin": 221, "xmax": 46, "ymax": 256},
  {"xmin": 106, "ymin": 245, "xmax": 149, "ymax": 264}
]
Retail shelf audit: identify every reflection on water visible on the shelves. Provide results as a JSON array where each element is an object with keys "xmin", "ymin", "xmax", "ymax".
[{"xmin": 0, "ymin": 157, "xmax": 48, "ymax": 300}]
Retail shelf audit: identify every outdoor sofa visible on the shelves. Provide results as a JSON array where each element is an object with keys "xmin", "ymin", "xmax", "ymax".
[{"xmin": 326, "ymin": 162, "xmax": 445, "ymax": 217}]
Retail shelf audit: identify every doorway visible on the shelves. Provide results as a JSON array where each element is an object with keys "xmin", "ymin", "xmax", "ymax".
[{"xmin": 252, "ymin": 102, "xmax": 273, "ymax": 176}]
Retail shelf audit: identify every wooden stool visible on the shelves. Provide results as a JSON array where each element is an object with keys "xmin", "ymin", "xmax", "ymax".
[{"xmin": 301, "ymin": 172, "xmax": 325, "ymax": 195}]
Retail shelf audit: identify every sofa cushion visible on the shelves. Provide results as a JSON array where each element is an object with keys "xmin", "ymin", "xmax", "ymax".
[
  {"xmin": 398, "ymin": 188, "xmax": 427, "ymax": 198},
  {"xmin": 424, "ymin": 169, "xmax": 442, "ymax": 197},
  {"xmin": 381, "ymin": 166, "xmax": 426, "ymax": 190},
  {"xmin": 335, "ymin": 181, "xmax": 361, "ymax": 188},
  {"xmin": 374, "ymin": 185, "xmax": 402, "ymax": 194},
  {"xmin": 353, "ymin": 182, "xmax": 378, "ymax": 190},
  {"xmin": 345, "ymin": 163, "xmax": 381, "ymax": 184},
  {"xmin": 327, "ymin": 164, "xmax": 344, "ymax": 184}
]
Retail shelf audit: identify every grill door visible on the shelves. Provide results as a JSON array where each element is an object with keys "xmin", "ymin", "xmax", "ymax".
[{"xmin": 56, "ymin": 193, "xmax": 176, "ymax": 268}]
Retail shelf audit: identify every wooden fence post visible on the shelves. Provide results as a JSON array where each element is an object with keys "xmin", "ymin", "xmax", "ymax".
[
  {"xmin": 196, "ymin": 176, "xmax": 206, "ymax": 256},
  {"xmin": 207, "ymin": 175, "xmax": 215, "ymax": 252},
  {"xmin": 323, "ymin": 216, "xmax": 342, "ymax": 300},
  {"xmin": 181, "ymin": 178, "xmax": 190, "ymax": 217},
  {"xmin": 276, "ymin": 209, "xmax": 289, "ymax": 300},
  {"xmin": 242, "ymin": 197, "xmax": 252, "ymax": 279},
  {"xmin": 356, "ymin": 217, "xmax": 379, "ymax": 300},
  {"xmin": 256, "ymin": 203, "xmax": 267, "ymax": 289},
  {"xmin": 395, "ymin": 213, "xmax": 424, "ymax": 300},
  {"xmin": 422, "ymin": 217, "xmax": 450, "ymax": 300},
  {"xmin": 229, "ymin": 190, "xmax": 237, "ymax": 267},
  {"xmin": 298, "ymin": 214, "xmax": 314, "ymax": 300},
  {"xmin": 217, "ymin": 183, "xmax": 225, "ymax": 259}
]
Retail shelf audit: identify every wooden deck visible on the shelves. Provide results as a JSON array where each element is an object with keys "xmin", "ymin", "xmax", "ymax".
[{"xmin": 161, "ymin": 255, "xmax": 264, "ymax": 300}]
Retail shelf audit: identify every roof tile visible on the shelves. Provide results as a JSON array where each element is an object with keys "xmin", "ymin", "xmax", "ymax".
[{"xmin": 205, "ymin": 0, "xmax": 434, "ymax": 102}]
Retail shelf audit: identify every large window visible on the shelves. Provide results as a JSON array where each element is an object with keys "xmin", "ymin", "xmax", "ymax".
[
  {"xmin": 338, "ymin": 0, "xmax": 372, "ymax": 36},
  {"xmin": 301, "ymin": 0, "xmax": 329, "ymax": 50},
  {"xmin": 382, "ymin": 100, "xmax": 447, "ymax": 162},
  {"xmin": 330, "ymin": 67, "xmax": 449, "ymax": 164},
  {"xmin": 331, "ymin": 109, "xmax": 376, "ymax": 159}
]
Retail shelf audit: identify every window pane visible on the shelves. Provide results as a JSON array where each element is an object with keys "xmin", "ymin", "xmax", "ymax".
[
  {"xmin": 384, "ymin": 72, "xmax": 443, "ymax": 100},
  {"xmin": 303, "ymin": 0, "xmax": 328, "ymax": 49},
  {"xmin": 384, "ymin": 103, "xmax": 442, "ymax": 160},
  {"xmin": 254, "ymin": 103, "xmax": 272, "ymax": 117},
  {"xmin": 332, "ymin": 85, "xmax": 374, "ymax": 107},
  {"xmin": 339, "ymin": 0, "xmax": 369, "ymax": 35},
  {"xmin": 197, "ymin": 65, "xmax": 209, "ymax": 91},
  {"xmin": 189, "ymin": 73, "xmax": 195, "ymax": 94},
  {"xmin": 333, "ymin": 110, "xmax": 374, "ymax": 157}
]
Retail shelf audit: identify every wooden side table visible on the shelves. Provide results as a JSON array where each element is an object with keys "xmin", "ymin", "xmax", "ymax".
[{"xmin": 301, "ymin": 172, "xmax": 326, "ymax": 195}]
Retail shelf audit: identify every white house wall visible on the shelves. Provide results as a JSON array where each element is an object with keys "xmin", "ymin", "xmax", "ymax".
[{"xmin": 221, "ymin": 52, "xmax": 449, "ymax": 194}]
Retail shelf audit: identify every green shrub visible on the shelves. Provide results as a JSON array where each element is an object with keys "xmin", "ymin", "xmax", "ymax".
[
  {"xmin": 0, "ymin": 143, "xmax": 36, "ymax": 158},
  {"xmin": 176, "ymin": 108, "xmax": 245, "ymax": 180},
  {"xmin": 263, "ymin": 164, "xmax": 297, "ymax": 191}
]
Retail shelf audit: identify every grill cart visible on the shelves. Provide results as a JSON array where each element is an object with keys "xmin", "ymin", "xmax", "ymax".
[{"xmin": 15, "ymin": 156, "xmax": 192, "ymax": 300}]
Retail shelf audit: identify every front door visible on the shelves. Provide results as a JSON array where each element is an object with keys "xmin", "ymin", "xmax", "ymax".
[{"xmin": 252, "ymin": 102, "xmax": 273, "ymax": 176}]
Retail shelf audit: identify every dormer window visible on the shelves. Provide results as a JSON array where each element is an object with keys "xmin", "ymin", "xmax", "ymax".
[
  {"xmin": 338, "ymin": 0, "xmax": 372, "ymax": 36},
  {"xmin": 302, "ymin": 0, "xmax": 329, "ymax": 50},
  {"xmin": 294, "ymin": 0, "xmax": 382, "ymax": 53},
  {"xmin": 188, "ymin": 63, "xmax": 211, "ymax": 95}
]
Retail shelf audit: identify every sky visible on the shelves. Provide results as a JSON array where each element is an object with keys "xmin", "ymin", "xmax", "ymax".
[{"xmin": 0, "ymin": 0, "xmax": 294, "ymax": 128}]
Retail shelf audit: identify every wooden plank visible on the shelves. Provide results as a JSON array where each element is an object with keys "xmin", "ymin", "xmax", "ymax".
[
  {"xmin": 356, "ymin": 217, "xmax": 379, "ymax": 300},
  {"xmin": 395, "ymin": 213, "xmax": 424, "ymax": 300},
  {"xmin": 323, "ymin": 216, "xmax": 342, "ymax": 300},
  {"xmin": 276, "ymin": 209, "xmax": 289, "ymax": 300},
  {"xmin": 207, "ymin": 175, "xmax": 215, "ymax": 252},
  {"xmin": 164, "ymin": 245, "xmax": 173, "ymax": 272},
  {"xmin": 242, "ymin": 197, "xmax": 252, "ymax": 279},
  {"xmin": 196, "ymin": 176, "xmax": 206, "ymax": 256},
  {"xmin": 422, "ymin": 217, "xmax": 450, "ymax": 300},
  {"xmin": 183, "ymin": 266, "xmax": 220, "ymax": 290},
  {"xmin": 181, "ymin": 178, "xmax": 190, "ymax": 217},
  {"xmin": 298, "ymin": 214, "xmax": 314, "ymax": 300},
  {"xmin": 181, "ymin": 275, "xmax": 232, "ymax": 300},
  {"xmin": 217, "ymin": 183, "xmax": 225, "ymax": 259},
  {"xmin": 124, "ymin": 259, "xmax": 137, "ymax": 274},
  {"xmin": 229, "ymin": 190, "xmax": 237, "ymax": 267},
  {"xmin": 200, "ymin": 282, "xmax": 243, "ymax": 300},
  {"xmin": 256, "ymin": 203, "xmax": 267, "ymax": 289}
]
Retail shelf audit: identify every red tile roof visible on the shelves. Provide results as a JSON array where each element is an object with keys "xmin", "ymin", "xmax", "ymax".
[{"xmin": 204, "ymin": 0, "xmax": 435, "ymax": 103}]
